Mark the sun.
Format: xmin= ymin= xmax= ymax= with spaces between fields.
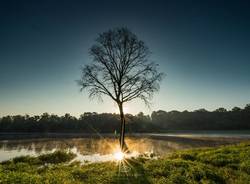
xmin=113 ymin=151 xmax=125 ymax=161
xmin=123 ymin=106 xmax=129 ymax=114
xmin=113 ymin=104 xmax=130 ymax=114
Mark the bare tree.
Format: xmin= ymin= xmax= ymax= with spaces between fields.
xmin=78 ymin=27 xmax=164 ymax=152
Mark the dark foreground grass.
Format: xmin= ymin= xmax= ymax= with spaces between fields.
xmin=1 ymin=142 xmax=250 ymax=184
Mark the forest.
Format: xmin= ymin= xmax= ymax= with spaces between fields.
xmin=0 ymin=104 xmax=250 ymax=133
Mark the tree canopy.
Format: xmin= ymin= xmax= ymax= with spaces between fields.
xmin=78 ymin=27 xmax=164 ymax=105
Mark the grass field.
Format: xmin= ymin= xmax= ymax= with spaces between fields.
xmin=1 ymin=142 xmax=250 ymax=184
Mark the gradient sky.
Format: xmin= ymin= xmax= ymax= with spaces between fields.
xmin=0 ymin=0 xmax=250 ymax=117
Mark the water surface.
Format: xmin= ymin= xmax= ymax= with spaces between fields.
xmin=0 ymin=133 xmax=249 ymax=163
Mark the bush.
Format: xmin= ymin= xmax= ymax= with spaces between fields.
xmin=38 ymin=151 xmax=76 ymax=164
xmin=12 ymin=156 xmax=40 ymax=165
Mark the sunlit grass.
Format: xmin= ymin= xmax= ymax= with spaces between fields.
xmin=1 ymin=142 xmax=250 ymax=183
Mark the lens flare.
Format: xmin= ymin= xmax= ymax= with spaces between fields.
xmin=114 ymin=151 xmax=125 ymax=161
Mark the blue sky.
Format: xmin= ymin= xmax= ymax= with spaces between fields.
xmin=0 ymin=0 xmax=250 ymax=116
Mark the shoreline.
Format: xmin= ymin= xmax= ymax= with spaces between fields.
xmin=0 ymin=131 xmax=250 ymax=143
xmin=1 ymin=131 xmax=250 ymax=139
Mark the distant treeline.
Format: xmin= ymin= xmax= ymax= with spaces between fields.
xmin=0 ymin=104 xmax=250 ymax=133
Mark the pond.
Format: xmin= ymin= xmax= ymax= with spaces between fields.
xmin=0 ymin=132 xmax=250 ymax=163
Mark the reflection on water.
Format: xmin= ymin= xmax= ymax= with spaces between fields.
xmin=0 ymin=135 xmax=249 ymax=163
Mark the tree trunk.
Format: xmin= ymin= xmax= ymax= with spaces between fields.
xmin=118 ymin=103 xmax=127 ymax=152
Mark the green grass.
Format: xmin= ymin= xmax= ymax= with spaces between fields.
xmin=1 ymin=143 xmax=250 ymax=183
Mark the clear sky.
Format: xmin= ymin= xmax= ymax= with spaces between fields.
xmin=0 ymin=0 xmax=250 ymax=117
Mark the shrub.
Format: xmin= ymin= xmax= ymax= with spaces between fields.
xmin=38 ymin=151 xmax=76 ymax=164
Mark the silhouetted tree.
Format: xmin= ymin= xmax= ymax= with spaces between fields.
xmin=194 ymin=108 xmax=208 ymax=113
xmin=214 ymin=108 xmax=227 ymax=112
xmin=244 ymin=104 xmax=250 ymax=112
xmin=78 ymin=27 xmax=164 ymax=151
xmin=1 ymin=104 xmax=250 ymax=133
xmin=231 ymin=107 xmax=241 ymax=112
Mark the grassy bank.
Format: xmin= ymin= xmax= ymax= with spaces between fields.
xmin=0 ymin=142 xmax=250 ymax=184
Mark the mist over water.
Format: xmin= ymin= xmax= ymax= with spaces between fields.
xmin=1 ymin=133 xmax=249 ymax=163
